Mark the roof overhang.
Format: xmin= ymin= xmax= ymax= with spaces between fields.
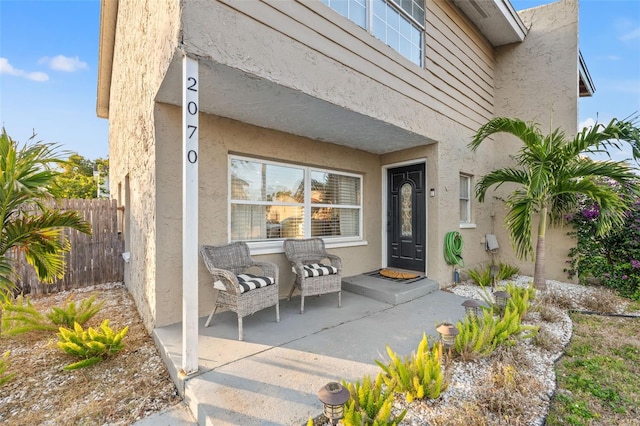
xmin=579 ymin=50 xmax=596 ymax=97
xmin=451 ymin=0 xmax=527 ymax=46
xmin=96 ymin=0 xmax=118 ymax=119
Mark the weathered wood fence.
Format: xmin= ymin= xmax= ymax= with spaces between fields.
xmin=13 ymin=198 xmax=124 ymax=295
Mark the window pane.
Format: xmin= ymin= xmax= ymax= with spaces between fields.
xmin=401 ymin=183 xmax=412 ymax=237
xmin=231 ymin=159 xmax=304 ymax=202
xmin=311 ymin=207 xmax=360 ymax=237
xmin=460 ymin=200 xmax=469 ymax=223
xmin=232 ymin=204 xmax=305 ymax=241
xmin=459 ymin=175 xmax=469 ymax=199
xmin=310 ymin=171 xmax=360 ymax=205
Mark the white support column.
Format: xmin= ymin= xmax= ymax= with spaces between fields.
xmin=182 ymin=54 xmax=199 ymax=375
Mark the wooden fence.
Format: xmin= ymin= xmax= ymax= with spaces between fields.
xmin=12 ymin=198 xmax=124 ymax=295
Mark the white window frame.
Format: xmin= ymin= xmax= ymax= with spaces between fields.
xmin=459 ymin=173 xmax=475 ymax=228
xmin=322 ymin=0 xmax=425 ymax=67
xmin=228 ymin=155 xmax=365 ymax=254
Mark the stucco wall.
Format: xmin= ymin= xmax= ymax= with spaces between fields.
xmin=154 ymin=104 xmax=382 ymax=327
xmin=486 ymin=0 xmax=579 ymax=281
xmin=108 ymin=0 xmax=181 ymax=330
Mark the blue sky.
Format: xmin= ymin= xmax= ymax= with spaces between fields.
xmin=0 ymin=0 xmax=639 ymax=161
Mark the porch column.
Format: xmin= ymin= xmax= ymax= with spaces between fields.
xmin=182 ymin=54 xmax=199 ymax=375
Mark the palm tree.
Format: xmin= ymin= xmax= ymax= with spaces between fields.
xmin=469 ymin=117 xmax=640 ymax=289
xmin=0 ymin=128 xmax=91 ymax=299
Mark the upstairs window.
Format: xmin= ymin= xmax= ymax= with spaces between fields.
xmin=322 ymin=0 xmax=424 ymax=67
xmin=459 ymin=174 xmax=472 ymax=225
xmin=229 ymin=156 xmax=362 ymax=243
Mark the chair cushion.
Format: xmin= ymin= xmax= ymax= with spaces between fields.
xmin=300 ymin=263 xmax=338 ymax=278
xmin=236 ymin=274 xmax=275 ymax=294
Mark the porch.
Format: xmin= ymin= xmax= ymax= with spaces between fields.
xmin=149 ymin=275 xmax=467 ymax=425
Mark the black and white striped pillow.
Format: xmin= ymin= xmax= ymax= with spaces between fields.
xmin=236 ymin=274 xmax=275 ymax=293
xmin=302 ymin=263 xmax=338 ymax=278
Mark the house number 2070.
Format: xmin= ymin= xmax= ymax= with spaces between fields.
xmin=185 ymin=74 xmax=198 ymax=164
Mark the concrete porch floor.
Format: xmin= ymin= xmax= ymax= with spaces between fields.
xmin=143 ymin=275 xmax=468 ymax=425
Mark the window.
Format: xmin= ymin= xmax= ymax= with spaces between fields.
xmin=229 ymin=156 xmax=362 ymax=243
xmin=322 ymin=0 xmax=424 ymax=67
xmin=459 ymin=174 xmax=471 ymax=225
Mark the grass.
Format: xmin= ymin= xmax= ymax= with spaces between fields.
xmin=546 ymin=313 xmax=640 ymax=425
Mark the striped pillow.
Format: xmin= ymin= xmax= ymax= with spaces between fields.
xmin=236 ymin=274 xmax=275 ymax=294
xmin=302 ymin=263 xmax=338 ymax=278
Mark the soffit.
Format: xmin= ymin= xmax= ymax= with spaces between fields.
xmin=451 ymin=0 xmax=527 ymax=46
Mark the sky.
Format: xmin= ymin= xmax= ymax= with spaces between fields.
xmin=0 ymin=0 xmax=639 ymax=161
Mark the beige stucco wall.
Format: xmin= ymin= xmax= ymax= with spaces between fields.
xmin=483 ymin=0 xmax=580 ymax=281
xmin=107 ymin=0 xmax=181 ymax=330
xmin=154 ymin=104 xmax=383 ymax=326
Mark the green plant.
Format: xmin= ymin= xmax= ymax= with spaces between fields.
xmin=469 ymin=116 xmax=640 ymax=288
xmin=492 ymin=305 xmax=538 ymax=347
xmin=376 ymin=334 xmax=447 ymax=402
xmin=454 ymin=309 xmax=498 ymax=360
xmin=46 ymin=294 xmax=104 ymax=327
xmin=496 ymin=262 xmax=520 ymax=280
xmin=0 ymin=350 xmax=16 ymax=386
xmin=0 ymin=127 xmax=91 ymax=301
xmin=341 ymin=374 xmax=406 ymax=426
xmin=56 ymin=319 xmax=128 ymax=370
xmin=505 ymin=282 xmax=536 ymax=319
xmin=467 ymin=265 xmax=492 ymax=287
xmin=1 ymin=294 xmax=104 ymax=336
xmin=1 ymin=295 xmax=57 ymax=335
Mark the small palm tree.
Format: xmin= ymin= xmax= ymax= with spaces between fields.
xmin=469 ymin=117 xmax=640 ymax=289
xmin=0 ymin=128 xmax=91 ymax=299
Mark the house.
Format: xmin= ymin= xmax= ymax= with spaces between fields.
xmin=96 ymin=0 xmax=593 ymax=352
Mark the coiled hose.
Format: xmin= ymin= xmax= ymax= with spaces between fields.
xmin=444 ymin=231 xmax=464 ymax=267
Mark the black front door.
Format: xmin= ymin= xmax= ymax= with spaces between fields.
xmin=387 ymin=163 xmax=426 ymax=272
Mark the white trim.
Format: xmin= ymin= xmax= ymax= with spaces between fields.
xmin=248 ymin=239 xmax=369 ymax=256
xmin=381 ymin=158 xmax=428 ymax=275
xmin=181 ymin=55 xmax=198 ymax=376
xmin=459 ymin=223 xmax=477 ymax=229
xmin=228 ymin=155 xmax=364 ymax=243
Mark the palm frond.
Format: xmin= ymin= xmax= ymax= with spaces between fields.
xmin=469 ymin=117 xmax=543 ymax=152
xmin=475 ymin=168 xmax=529 ymax=202
xmin=504 ymin=191 xmax=535 ymax=260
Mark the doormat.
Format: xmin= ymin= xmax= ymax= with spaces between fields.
xmin=364 ymin=269 xmax=425 ymax=284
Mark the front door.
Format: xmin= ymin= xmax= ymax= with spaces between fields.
xmin=387 ymin=163 xmax=426 ymax=272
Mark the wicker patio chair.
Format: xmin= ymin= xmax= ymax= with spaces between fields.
xmin=200 ymin=242 xmax=280 ymax=341
xmin=284 ymin=238 xmax=342 ymax=314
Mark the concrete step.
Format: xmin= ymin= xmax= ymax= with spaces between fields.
xmin=342 ymin=273 xmax=439 ymax=305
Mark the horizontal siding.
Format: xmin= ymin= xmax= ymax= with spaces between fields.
xmin=213 ymin=0 xmax=496 ymax=133
xmin=425 ymin=0 xmax=495 ymax=127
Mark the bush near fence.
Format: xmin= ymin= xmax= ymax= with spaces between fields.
xmin=12 ymin=199 xmax=124 ymax=295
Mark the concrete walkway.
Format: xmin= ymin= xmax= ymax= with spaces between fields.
xmin=141 ymin=278 xmax=468 ymax=425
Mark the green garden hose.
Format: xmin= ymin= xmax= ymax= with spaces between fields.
xmin=444 ymin=231 xmax=464 ymax=267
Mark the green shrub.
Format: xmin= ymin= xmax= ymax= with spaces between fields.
xmin=1 ymin=295 xmax=56 ymax=335
xmin=497 ymin=262 xmax=520 ymax=280
xmin=454 ymin=310 xmax=498 ymax=360
xmin=46 ymin=294 xmax=104 ymax=327
xmin=505 ymin=283 xmax=536 ymax=319
xmin=1 ymin=294 xmax=103 ymax=336
xmin=492 ymin=305 xmax=538 ymax=347
xmin=0 ymin=350 xmax=15 ymax=386
xmin=468 ymin=266 xmax=492 ymax=287
xmin=376 ymin=334 xmax=447 ymax=402
xmin=341 ymin=374 xmax=406 ymax=426
xmin=56 ymin=319 xmax=128 ymax=370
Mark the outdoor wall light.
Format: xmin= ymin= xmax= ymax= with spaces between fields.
xmin=493 ymin=290 xmax=511 ymax=310
xmin=462 ymin=299 xmax=482 ymax=318
xmin=436 ymin=323 xmax=459 ymax=348
xmin=429 ymin=188 xmax=436 ymax=197
xmin=318 ymin=382 xmax=350 ymax=425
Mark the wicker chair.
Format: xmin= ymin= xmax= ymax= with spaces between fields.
xmin=284 ymin=238 xmax=342 ymax=314
xmin=200 ymin=242 xmax=280 ymax=341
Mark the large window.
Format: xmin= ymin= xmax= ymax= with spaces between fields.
xmin=322 ymin=0 xmax=424 ymax=66
xmin=229 ymin=156 xmax=362 ymax=243
xmin=459 ymin=174 xmax=472 ymax=225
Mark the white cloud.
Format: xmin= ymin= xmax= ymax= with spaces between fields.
xmin=39 ymin=55 xmax=88 ymax=72
xmin=0 ymin=57 xmax=49 ymax=82
xmin=579 ymin=117 xmax=596 ymax=132
xmin=620 ymin=26 xmax=640 ymax=42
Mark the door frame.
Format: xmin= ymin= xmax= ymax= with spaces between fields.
xmin=381 ymin=158 xmax=428 ymax=274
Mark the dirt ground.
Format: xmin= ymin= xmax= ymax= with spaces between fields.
xmin=0 ymin=283 xmax=181 ymax=426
